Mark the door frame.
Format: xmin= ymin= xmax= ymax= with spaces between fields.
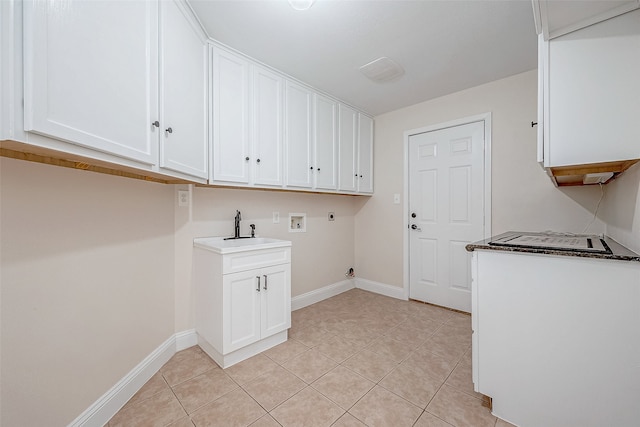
xmin=402 ymin=113 xmax=492 ymax=300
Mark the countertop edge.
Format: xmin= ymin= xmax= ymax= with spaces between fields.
xmin=465 ymin=232 xmax=640 ymax=263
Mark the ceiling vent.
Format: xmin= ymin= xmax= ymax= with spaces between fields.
xmin=359 ymin=57 xmax=405 ymax=83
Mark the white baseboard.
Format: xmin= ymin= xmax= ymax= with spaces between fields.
xmin=68 ymin=329 xmax=198 ymax=427
xmin=291 ymin=279 xmax=355 ymax=311
xmin=355 ymin=278 xmax=407 ymax=300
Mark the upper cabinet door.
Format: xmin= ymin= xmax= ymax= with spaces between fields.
xmin=211 ymin=46 xmax=250 ymax=183
xmin=338 ymin=104 xmax=358 ymax=192
xmin=23 ymin=0 xmax=158 ymax=164
xmin=159 ymin=0 xmax=208 ymax=179
xmin=252 ymin=65 xmax=284 ymax=187
xmin=358 ymin=114 xmax=374 ymax=194
xmin=314 ymin=94 xmax=338 ymax=190
xmin=285 ymin=81 xmax=313 ymax=188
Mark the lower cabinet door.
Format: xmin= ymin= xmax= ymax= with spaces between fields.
xmin=223 ymin=270 xmax=261 ymax=353
xmin=260 ymin=264 xmax=291 ymax=338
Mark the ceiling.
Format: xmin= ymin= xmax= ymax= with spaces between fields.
xmin=188 ymin=0 xmax=538 ymax=116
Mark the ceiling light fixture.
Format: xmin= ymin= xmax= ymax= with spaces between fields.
xmin=288 ymin=0 xmax=316 ymax=11
xmin=359 ymin=57 xmax=405 ymax=83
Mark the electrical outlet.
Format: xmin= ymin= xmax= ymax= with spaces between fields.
xmin=328 ymin=212 xmax=335 ymax=221
xmin=273 ymin=212 xmax=280 ymax=224
xmin=178 ymin=190 xmax=189 ymax=207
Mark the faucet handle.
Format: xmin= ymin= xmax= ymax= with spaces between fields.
xmin=250 ymin=224 xmax=256 ymax=237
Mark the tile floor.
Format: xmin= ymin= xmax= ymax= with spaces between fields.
xmin=107 ymin=289 xmax=515 ymax=427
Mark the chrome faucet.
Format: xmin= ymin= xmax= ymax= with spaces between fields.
xmin=234 ymin=210 xmax=241 ymax=239
xmin=250 ymin=224 xmax=255 ymax=238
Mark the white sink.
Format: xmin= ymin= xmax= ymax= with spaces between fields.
xmin=193 ymin=236 xmax=291 ymax=254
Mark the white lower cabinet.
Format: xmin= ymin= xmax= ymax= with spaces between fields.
xmin=471 ymin=249 xmax=640 ymax=427
xmin=194 ymin=244 xmax=291 ymax=368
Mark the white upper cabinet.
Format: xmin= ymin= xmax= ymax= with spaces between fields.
xmin=252 ymin=65 xmax=284 ymax=187
xmin=358 ymin=114 xmax=374 ymax=194
xmin=539 ymin=9 xmax=640 ymax=168
xmin=338 ymin=106 xmax=374 ymax=193
xmin=338 ymin=104 xmax=358 ymax=192
xmin=159 ymin=0 xmax=208 ymax=179
xmin=23 ymin=0 xmax=158 ymax=164
xmin=211 ymin=46 xmax=250 ymax=184
xmin=22 ymin=0 xmax=208 ymax=180
xmin=313 ymin=94 xmax=338 ymax=190
xmin=532 ymin=0 xmax=640 ymax=41
xmin=285 ymin=81 xmax=314 ymax=189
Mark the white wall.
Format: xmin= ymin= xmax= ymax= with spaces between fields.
xmin=602 ymin=162 xmax=640 ymax=253
xmin=173 ymin=186 xmax=359 ymax=331
xmin=355 ymin=70 xmax=606 ymax=288
xmin=0 ymin=158 xmax=176 ymax=426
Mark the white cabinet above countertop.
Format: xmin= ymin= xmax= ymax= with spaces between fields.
xmin=536 ymin=8 xmax=640 ymax=186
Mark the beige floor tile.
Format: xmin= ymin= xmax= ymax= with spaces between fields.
xmin=109 ymin=389 xmax=186 ymax=427
xmin=167 ymin=417 xmax=196 ymax=427
xmin=426 ymin=384 xmax=496 ymax=427
xmin=379 ymin=363 xmax=442 ymax=409
xmin=311 ymin=365 xmax=375 ymax=410
xmin=243 ymin=366 xmax=306 ymax=411
xmin=342 ymin=349 xmax=398 ymax=382
xmin=339 ymin=325 xmax=380 ymax=348
xmin=432 ymin=324 xmax=472 ymax=347
xmin=263 ymin=339 xmax=309 ymax=364
xmin=348 ymin=385 xmax=422 ymax=427
xmin=414 ymin=412 xmax=455 ymax=427
xmin=419 ymin=336 xmax=470 ymax=363
xmin=270 ymin=386 xmax=344 ymax=427
xmin=385 ymin=322 xmax=435 ymax=348
xmin=172 ymin=368 xmax=239 ymax=414
xmin=315 ymin=335 xmax=364 ymax=363
xmin=445 ymin=360 xmax=483 ymax=399
xmin=402 ymin=349 xmax=456 ymax=382
xmin=410 ymin=303 xmax=453 ymax=324
xmin=288 ymin=326 xmax=333 ymax=348
xmin=406 ymin=315 xmax=444 ymax=336
xmin=190 ymin=388 xmax=265 ymax=427
xmin=125 ymin=372 xmax=170 ymax=408
xmin=331 ymin=413 xmax=367 ymax=427
xmin=224 ymin=354 xmax=279 ymax=386
xmin=367 ymin=335 xmax=414 ymax=362
xmin=495 ymin=418 xmax=518 ymax=427
xmin=445 ymin=312 xmax=472 ymax=330
xmin=249 ymin=414 xmax=281 ymax=427
xmin=282 ymin=349 xmax=338 ymax=383
xmin=161 ymin=346 xmax=218 ymax=387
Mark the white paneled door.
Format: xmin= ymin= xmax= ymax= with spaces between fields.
xmin=408 ymin=120 xmax=487 ymax=312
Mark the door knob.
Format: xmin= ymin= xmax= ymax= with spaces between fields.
xmin=411 ymin=213 xmax=417 ymax=218
xmin=411 ymin=224 xmax=422 ymax=231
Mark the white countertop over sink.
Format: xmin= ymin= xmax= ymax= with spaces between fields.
xmin=193 ymin=237 xmax=292 ymax=254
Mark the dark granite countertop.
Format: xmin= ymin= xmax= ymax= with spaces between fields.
xmin=466 ymin=231 xmax=640 ymax=262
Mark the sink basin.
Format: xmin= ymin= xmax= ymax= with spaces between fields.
xmin=193 ymin=236 xmax=291 ymax=254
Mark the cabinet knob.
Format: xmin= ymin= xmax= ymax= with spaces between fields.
xmin=256 ymin=276 xmax=261 ymax=292
xmin=359 ymin=175 xmax=363 ymax=178
xmin=263 ymin=274 xmax=268 ymax=290
xmin=317 ymin=168 xmax=320 ymax=172
xmin=245 ymin=157 xmax=250 ymax=161
xmin=256 ymin=158 xmax=261 ymax=163
xmin=354 ymin=173 xmax=358 ymax=177
xmin=152 ymin=121 xmax=160 ymax=128
xmin=310 ymin=166 xmax=314 ymax=170
xmin=165 ymin=127 xmax=173 ymax=134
